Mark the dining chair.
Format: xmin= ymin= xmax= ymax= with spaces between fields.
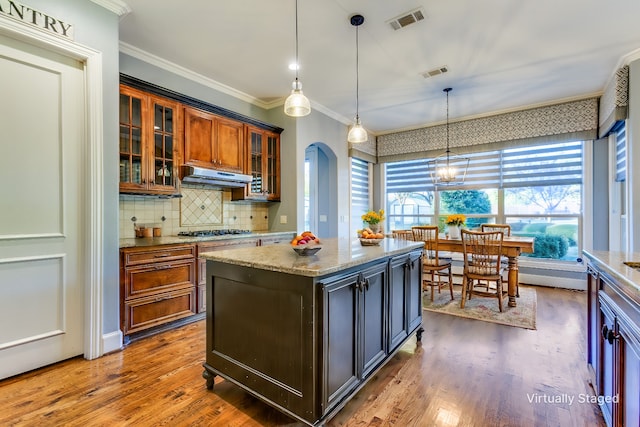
xmin=411 ymin=225 xmax=454 ymax=302
xmin=480 ymin=223 xmax=516 ymax=296
xmin=460 ymin=229 xmax=507 ymax=312
xmin=391 ymin=229 xmax=414 ymax=241
xmin=481 ymin=223 xmax=511 ymax=236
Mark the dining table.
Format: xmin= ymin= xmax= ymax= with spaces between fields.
xmin=436 ymin=235 xmax=535 ymax=307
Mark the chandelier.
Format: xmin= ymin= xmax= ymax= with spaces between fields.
xmin=427 ymin=87 xmax=469 ymax=186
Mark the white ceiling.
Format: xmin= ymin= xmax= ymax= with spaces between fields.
xmin=119 ymin=0 xmax=640 ymax=134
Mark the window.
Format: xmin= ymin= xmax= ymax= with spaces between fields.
xmin=385 ymin=141 xmax=583 ymax=261
xmin=614 ymin=122 xmax=626 ymax=182
xmin=351 ymin=157 xmax=370 ymax=234
xmin=386 ymin=159 xmax=434 ymax=230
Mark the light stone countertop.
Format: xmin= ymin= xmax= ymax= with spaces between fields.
xmin=119 ymin=231 xmax=296 ymax=249
xmin=200 ymin=237 xmax=425 ymax=277
xmin=583 ymin=249 xmax=640 ymax=299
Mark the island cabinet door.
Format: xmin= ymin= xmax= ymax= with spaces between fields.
xmin=388 ymin=251 xmax=423 ymax=352
xmin=586 ymin=264 xmax=600 ymax=382
xmin=320 ymin=272 xmax=359 ymax=414
xmin=619 ymin=320 xmax=640 ymax=427
xmin=598 ymin=294 xmax=617 ymax=427
xmin=360 ymin=262 xmax=388 ymax=379
xmin=319 ymin=261 xmax=388 ymax=415
xmin=405 ymin=250 xmax=423 ymax=334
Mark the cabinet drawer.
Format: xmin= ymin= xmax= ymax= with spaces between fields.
xmin=124 ymin=288 xmax=196 ymax=334
xmin=124 ymin=260 xmax=195 ymax=299
xmin=122 ymin=244 xmax=196 ymax=266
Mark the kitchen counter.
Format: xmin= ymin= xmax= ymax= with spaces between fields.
xmin=199 ymin=237 xmax=425 ymax=277
xmin=119 ymin=231 xmax=295 ymax=248
xmin=583 ymin=249 xmax=640 ymax=298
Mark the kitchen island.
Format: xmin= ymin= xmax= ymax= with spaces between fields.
xmin=583 ymin=250 xmax=640 ymax=427
xmin=200 ymin=237 xmax=425 ymax=426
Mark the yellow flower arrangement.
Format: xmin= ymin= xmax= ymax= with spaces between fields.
xmin=362 ymin=209 xmax=385 ymax=225
xmin=445 ymin=214 xmax=466 ymax=227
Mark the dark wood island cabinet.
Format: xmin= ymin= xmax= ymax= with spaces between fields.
xmin=584 ymin=250 xmax=640 ymax=427
xmin=200 ymin=238 xmax=424 ymax=426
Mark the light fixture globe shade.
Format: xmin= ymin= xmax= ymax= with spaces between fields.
xmin=347 ymin=117 xmax=368 ymax=143
xmin=284 ymin=80 xmax=311 ymax=117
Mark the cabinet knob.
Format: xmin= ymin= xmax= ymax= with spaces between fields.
xmin=601 ymin=324 xmax=618 ymax=345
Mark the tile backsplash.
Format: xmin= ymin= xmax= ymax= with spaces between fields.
xmin=119 ymin=187 xmax=269 ymax=238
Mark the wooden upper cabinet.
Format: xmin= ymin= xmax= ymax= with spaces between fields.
xmin=232 ymin=125 xmax=281 ymax=201
xmin=183 ymin=107 xmax=244 ymax=173
xmin=119 ymin=85 xmax=181 ymax=196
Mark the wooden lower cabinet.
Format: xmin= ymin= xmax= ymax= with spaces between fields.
xmin=120 ymin=244 xmax=196 ymax=335
xmin=202 ymin=249 xmax=423 ymax=426
xmin=586 ymin=261 xmax=640 ymax=427
xmin=196 ymin=238 xmax=260 ymax=313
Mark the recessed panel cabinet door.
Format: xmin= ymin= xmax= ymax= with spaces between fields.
xmin=183 ymin=108 xmax=243 ymax=173
xmin=322 ymin=273 xmax=359 ymax=413
xmin=184 ymin=107 xmax=215 ymax=168
xmin=360 ymin=263 xmax=388 ymax=378
xmin=0 ymin=34 xmax=85 ymax=380
xmin=215 ymin=117 xmax=243 ymax=173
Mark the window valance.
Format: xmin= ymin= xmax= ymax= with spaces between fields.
xmin=598 ymin=66 xmax=628 ymax=138
xmin=349 ymin=138 xmax=377 ymax=163
xmin=377 ymin=97 xmax=598 ymax=164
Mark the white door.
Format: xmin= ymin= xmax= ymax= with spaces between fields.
xmin=0 ymin=33 xmax=85 ymax=379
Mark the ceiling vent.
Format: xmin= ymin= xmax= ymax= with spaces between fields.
xmin=387 ymin=7 xmax=426 ymax=30
xmin=421 ymin=66 xmax=449 ymax=79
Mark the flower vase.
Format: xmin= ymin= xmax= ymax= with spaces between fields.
xmin=448 ymin=225 xmax=461 ymax=239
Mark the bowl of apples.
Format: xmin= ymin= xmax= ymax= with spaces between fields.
xmin=291 ymin=231 xmax=322 ymax=256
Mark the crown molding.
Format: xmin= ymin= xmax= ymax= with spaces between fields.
xmin=120 ymin=42 xmax=270 ymax=108
xmin=90 ymin=0 xmax=131 ymax=17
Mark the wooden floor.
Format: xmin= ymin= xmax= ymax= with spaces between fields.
xmin=0 ymin=286 xmax=605 ymax=427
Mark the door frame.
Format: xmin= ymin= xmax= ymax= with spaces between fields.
xmin=0 ymin=16 xmax=105 ymax=359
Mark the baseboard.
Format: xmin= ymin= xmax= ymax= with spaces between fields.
xmin=102 ymin=329 xmax=123 ymax=354
xmin=518 ymin=273 xmax=586 ymax=290
xmin=450 ymin=264 xmax=587 ymax=290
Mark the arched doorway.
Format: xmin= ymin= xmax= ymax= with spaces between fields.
xmin=304 ymin=143 xmax=338 ymax=237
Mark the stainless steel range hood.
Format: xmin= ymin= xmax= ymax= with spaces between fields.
xmin=179 ymin=165 xmax=252 ymax=188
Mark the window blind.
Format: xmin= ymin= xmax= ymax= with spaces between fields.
xmin=614 ymin=122 xmax=626 ymax=182
xmin=351 ymin=157 xmax=370 ymax=223
xmin=386 ymin=141 xmax=583 ymax=192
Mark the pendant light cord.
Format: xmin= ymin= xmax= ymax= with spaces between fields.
xmin=444 ymin=87 xmax=452 ymax=162
xmin=294 ymin=0 xmax=300 ymax=82
xmin=355 ymin=23 xmax=360 ymax=119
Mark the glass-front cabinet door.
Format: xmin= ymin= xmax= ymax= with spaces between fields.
xmin=151 ymin=96 xmax=177 ymax=190
xmin=235 ymin=125 xmax=280 ymax=201
xmin=249 ymin=129 xmax=263 ymax=195
xmin=119 ymin=88 xmax=145 ymax=191
xmin=119 ymin=85 xmax=180 ymax=196
xmin=266 ymin=132 xmax=280 ymax=200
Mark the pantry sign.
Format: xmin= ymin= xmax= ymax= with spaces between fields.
xmin=0 ymin=0 xmax=73 ymax=39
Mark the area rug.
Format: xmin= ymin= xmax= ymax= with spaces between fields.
xmin=423 ymin=284 xmax=537 ymax=330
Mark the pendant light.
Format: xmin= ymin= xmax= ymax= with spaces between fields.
xmin=427 ymin=88 xmax=470 ymax=186
xmin=284 ymin=0 xmax=311 ymax=117
xmin=347 ymin=14 xmax=368 ymax=143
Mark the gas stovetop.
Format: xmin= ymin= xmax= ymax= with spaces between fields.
xmin=177 ymin=229 xmax=251 ymax=237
